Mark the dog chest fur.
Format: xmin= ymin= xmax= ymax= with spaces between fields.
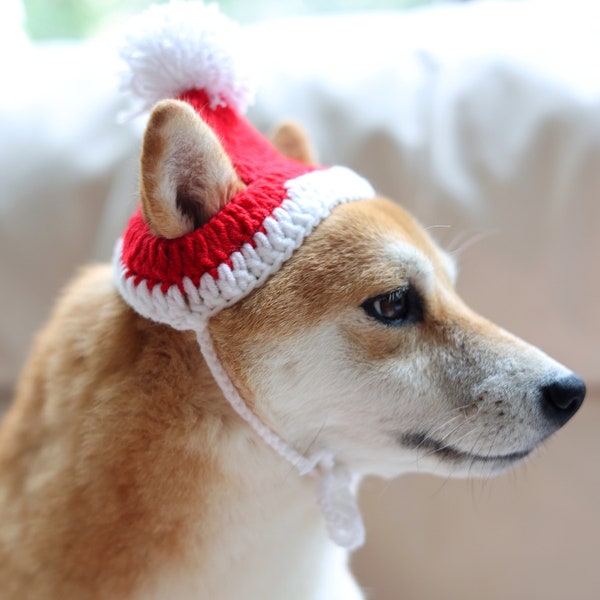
xmin=0 ymin=265 xmax=361 ymax=599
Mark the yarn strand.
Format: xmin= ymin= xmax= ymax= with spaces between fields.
xmin=195 ymin=326 xmax=365 ymax=550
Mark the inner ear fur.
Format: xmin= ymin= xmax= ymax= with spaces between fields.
xmin=270 ymin=121 xmax=316 ymax=165
xmin=140 ymin=99 xmax=244 ymax=239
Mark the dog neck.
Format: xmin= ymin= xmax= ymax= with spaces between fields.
xmin=146 ymin=350 xmax=361 ymax=599
xmin=0 ymin=267 xmax=362 ymax=599
xmin=194 ymin=324 xmax=365 ymax=550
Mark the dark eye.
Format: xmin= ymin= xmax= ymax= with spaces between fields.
xmin=362 ymin=285 xmax=423 ymax=326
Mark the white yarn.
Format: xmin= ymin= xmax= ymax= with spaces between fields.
xmin=195 ymin=326 xmax=365 ymax=550
xmin=114 ymin=167 xmax=375 ymax=327
xmin=119 ymin=1 xmax=255 ymax=116
xmin=195 ymin=327 xmax=323 ymax=474
xmin=316 ymin=458 xmax=366 ymax=550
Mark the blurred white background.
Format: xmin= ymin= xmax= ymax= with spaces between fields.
xmin=1 ymin=1 xmax=599 ymax=598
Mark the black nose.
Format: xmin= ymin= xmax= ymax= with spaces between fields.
xmin=540 ymin=374 xmax=586 ymax=428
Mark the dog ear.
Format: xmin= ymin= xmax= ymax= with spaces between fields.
xmin=140 ymin=99 xmax=244 ymax=239
xmin=270 ymin=121 xmax=316 ymax=165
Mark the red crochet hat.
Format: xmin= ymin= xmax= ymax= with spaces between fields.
xmin=115 ymin=2 xmax=374 ymax=330
xmin=115 ymin=1 xmax=374 ymax=550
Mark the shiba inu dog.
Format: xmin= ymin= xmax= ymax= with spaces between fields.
xmin=0 ymin=3 xmax=585 ymax=599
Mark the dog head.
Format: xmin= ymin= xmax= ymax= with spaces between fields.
xmin=134 ymin=99 xmax=585 ymax=481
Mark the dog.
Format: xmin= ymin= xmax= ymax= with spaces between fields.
xmin=0 ymin=3 xmax=586 ymax=597
xmin=0 ymin=100 xmax=586 ymax=599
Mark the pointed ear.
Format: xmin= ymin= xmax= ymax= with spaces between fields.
xmin=140 ymin=99 xmax=244 ymax=239
xmin=270 ymin=121 xmax=316 ymax=165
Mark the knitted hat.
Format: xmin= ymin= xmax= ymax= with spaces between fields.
xmin=115 ymin=1 xmax=375 ymax=550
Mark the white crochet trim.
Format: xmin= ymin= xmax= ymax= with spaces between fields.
xmin=119 ymin=1 xmax=255 ymax=117
xmin=114 ymin=166 xmax=375 ymax=331
xmin=113 ymin=166 xmax=374 ymax=550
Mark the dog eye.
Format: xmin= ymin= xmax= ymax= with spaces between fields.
xmin=362 ymin=286 xmax=423 ymax=326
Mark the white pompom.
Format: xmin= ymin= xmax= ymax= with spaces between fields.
xmin=119 ymin=1 xmax=255 ymax=116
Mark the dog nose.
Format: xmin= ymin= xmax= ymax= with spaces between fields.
xmin=540 ymin=374 xmax=586 ymax=427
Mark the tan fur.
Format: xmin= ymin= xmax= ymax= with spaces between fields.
xmin=270 ymin=121 xmax=316 ymax=165
xmin=0 ymin=266 xmax=233 ymax=597
xmin=210 ymin=199 xmax=501 ymax=423
xmin=0 ymin=109 xmax=583 ymax=599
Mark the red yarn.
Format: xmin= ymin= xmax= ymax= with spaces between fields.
xmin=122 ymin=90 xmax=319 ymax=289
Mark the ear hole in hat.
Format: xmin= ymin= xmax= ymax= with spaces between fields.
xmin=140 ymin=99 xmax=244 ymax=239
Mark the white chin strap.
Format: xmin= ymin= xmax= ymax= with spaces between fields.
xmin=195 ymin=326 xmax=365 ymax=550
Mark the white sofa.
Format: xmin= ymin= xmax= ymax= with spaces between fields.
xmin=1 ymin=2 xmax=599 ymax=598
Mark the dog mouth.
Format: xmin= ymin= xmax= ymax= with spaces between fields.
xmin=399 ymin=432 xmax=533 ymax=466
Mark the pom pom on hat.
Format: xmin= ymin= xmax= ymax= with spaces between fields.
xmin=119 ymin=1 xmax=255 ymax=115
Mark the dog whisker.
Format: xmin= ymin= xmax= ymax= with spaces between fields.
xmin=408 ymin=404 xmax=487 ymax=467
xmin=484 ymin=429 xmax=502 ymax=464
xmin=412 ymin=416 xmax=466 ymax=465
xmin=467 ymin=429 xmax=488 ymax=474
xmin=447 ymin=229 xmax=496 ymax=258
xmin=424 ymin=224 xmax=452 ymax=232
xmin=433 ymin=425 xmax=481 ymax=461
xmin=422 ymin=414 xmax=463 ymax=441
xmin=300 ymin=421 xmax=327 ymax=461
xmin=417 ymin=401 xmax=478 ymax=447
xmin=435 ymin=416 xmax=475 ymax=446
xmin=415 ymin=424 xmax=476 ymax=463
